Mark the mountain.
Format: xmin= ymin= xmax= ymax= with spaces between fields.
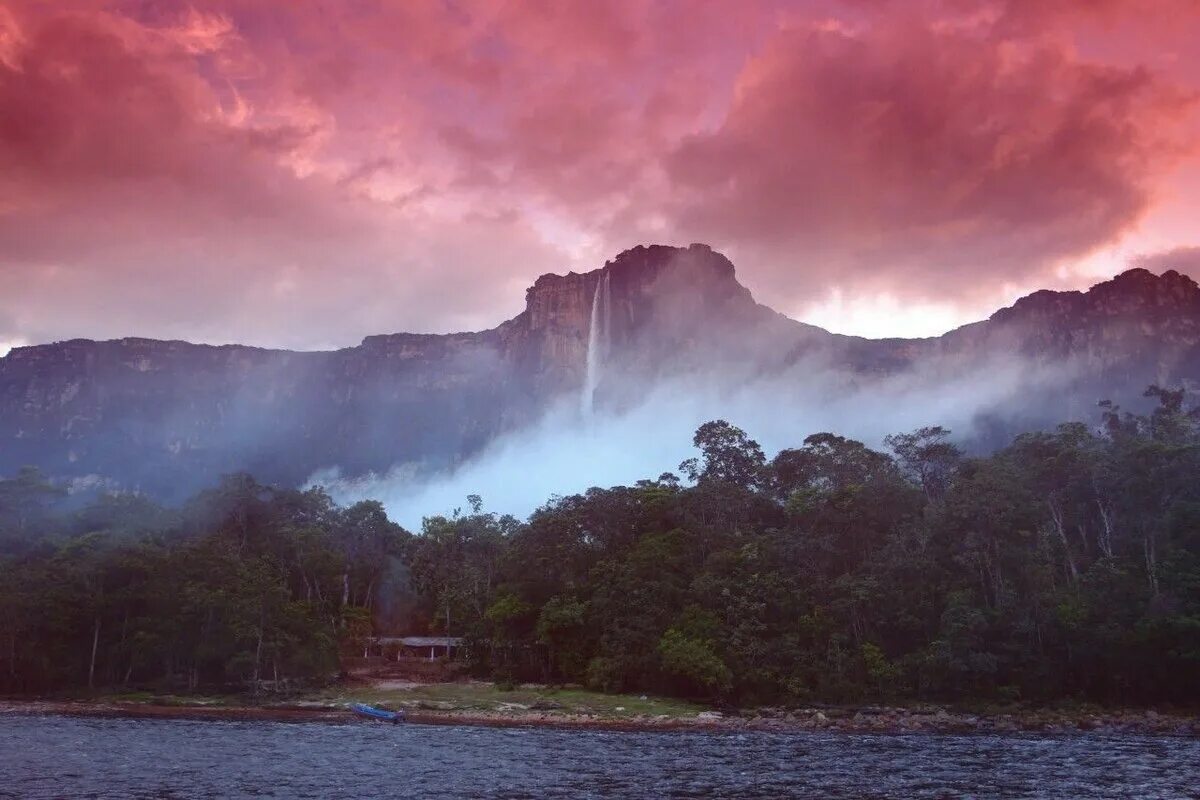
xmin=2 ymin=243 xmax=1199 ymax=498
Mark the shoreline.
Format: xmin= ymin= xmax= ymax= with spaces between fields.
xmin=3 ymin=699 xmax=1197 ymax=736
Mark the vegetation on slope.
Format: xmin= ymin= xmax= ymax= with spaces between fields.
xmin=1 ymin=386 xmax=1198 ymax=707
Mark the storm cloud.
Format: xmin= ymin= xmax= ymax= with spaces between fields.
xmin=0 ymin=0 xmax=1197 ymax=348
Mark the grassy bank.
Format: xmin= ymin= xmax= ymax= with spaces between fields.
xmin=59 ymin=682 xmax=705 ymax=721
xmin=4 ymin=683 xmax=1196 ymax=735
xmin=311 ymin=682 xmax=705 ymax=720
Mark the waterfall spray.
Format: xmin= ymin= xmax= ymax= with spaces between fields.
xmin=581 ymin=270 xmax=610 ymax=416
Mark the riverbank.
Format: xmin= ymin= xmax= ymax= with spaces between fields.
xmin=3 ymin=683 xmax=1197 ymax=735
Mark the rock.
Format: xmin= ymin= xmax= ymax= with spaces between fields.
xmin=494 ymin=702 xmax=530 ymax=712
xmin=696 ymin=711 xmax=724 ymax=721
xmin=416 ymin=701 xmax=454 ymax=711
xmin=6 ymin=248 xmax=1200 ymax=498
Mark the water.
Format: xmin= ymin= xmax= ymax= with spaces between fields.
xmin=581 ymin=269 xmax=610 ymax=417
xmin=1 ymin=715 xmax=1197 ymax=799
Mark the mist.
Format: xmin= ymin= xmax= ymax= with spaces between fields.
xmin=310 ymin=349 xmax=1084 ymax=529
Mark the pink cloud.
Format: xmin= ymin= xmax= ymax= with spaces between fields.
xmin=0 ymin=2 xmax=568 ymax=347
xmin=656 ymin=16 xmax=1194 ymax=309
xmin=0 ymin=0 xmax=1197 ymax=348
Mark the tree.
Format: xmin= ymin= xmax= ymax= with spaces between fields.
xmin=0 ymin=467 xmax=65 ymax=543
xmin=3 ymin=392 xmax=1198 ymax=708
xmin=658 ymin=628 xmax=731 ymax=697
xmin=884 ymin=426 xmax=961 ymax=502
xmin=680 ymin=420 xmax=766 ymax=490
xmin=536 ymin=596 xmax=589 ymax=681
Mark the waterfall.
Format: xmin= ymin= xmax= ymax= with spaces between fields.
xmin=581 ymin=270 xmax=610 ymax=416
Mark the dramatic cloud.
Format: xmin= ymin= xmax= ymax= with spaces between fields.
xmin=660 ymin=18 xmax=1193 ymax=309
xmin=0 ymin=3 xmax=566 ymax=348
xmin=1133 ymin=245 xmax=1200 ymax=274
xmin=0 ymin=0 xmax=1197 ymax=348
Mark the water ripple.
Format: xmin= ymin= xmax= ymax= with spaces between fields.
xmin=0 ymin=714 xmax=1196 ymax=799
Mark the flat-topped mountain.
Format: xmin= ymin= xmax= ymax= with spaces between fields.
xmin=2 ymin=244 xmax=1198 ymax=497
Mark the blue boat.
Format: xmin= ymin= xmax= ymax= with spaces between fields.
xmin=350 ymin=703 xmax=406 ymax=723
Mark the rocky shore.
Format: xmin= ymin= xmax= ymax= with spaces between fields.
xmin=3 ymin=700 xmax=1196 ymax=736
xmin=410 ymin=705 xmax=1200 ymax=735
xmin=708 ymin=706 xmax=1200 ymax=736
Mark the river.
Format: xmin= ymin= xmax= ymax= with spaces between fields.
xmin=1 ymin=714 xmax=1196 ymax=798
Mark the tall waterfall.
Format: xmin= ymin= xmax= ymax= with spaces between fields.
xmin=581 ymin=269 xmax=610 ymax=416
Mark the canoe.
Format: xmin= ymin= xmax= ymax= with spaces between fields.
xmin=350 ymin=702 xmax=405 ymax=723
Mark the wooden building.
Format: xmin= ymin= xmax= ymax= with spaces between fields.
xmin=368 ymin=636 xmax=464 ymax=661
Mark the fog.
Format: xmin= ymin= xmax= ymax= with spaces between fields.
xmin=311 ymin=349 xmax=1084 ymax=529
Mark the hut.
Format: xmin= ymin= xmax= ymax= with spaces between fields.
xmin=369 ymin=636 xmax=464 ymax=661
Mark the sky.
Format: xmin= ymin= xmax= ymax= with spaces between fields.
xmin=1 ymin=0 xmax=1199 ymax=356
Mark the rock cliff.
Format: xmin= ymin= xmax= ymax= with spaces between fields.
xmin=2 ymin=244 xmax=1198 ymax=497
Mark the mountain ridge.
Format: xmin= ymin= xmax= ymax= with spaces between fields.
xmin=3 ymin=244 xmax=1199 ymax=498
xmin=8 ymin=250 xmax=1197 ymax=358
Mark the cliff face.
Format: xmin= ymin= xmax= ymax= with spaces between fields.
xmin=935 ymin=268 xmax=1200 ymax=397
xmin=3 ymin=244 xmax=1199 ymax=496
xmin=0 ymin=328 xmax=527 ymax=498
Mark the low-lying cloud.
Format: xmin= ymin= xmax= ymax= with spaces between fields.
xmin=313 ymin=350 xmax=1085 ymax=528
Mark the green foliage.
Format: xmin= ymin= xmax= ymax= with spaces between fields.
xmin=0 ymin=467 xmax=66 ymax=549
xmin=584 ymin=656 xmax=624 ymax=693
xmin=859 ymin=642 xmax=899 ymax=700
xmin=536 ymin=596 xmax=589 ymax=681
xmin=0 ymin=478 xmax=408 ymax=694
xmin=680 ymin=419 xmax=766 ymax=489
xmin=3 ymin=390 xmax=1200 ymax=707
xmin=658 ymin=628 xmax=732 ymax=696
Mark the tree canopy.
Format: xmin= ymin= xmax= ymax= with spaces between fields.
xmin=2 ymin=388 xmax=1198 ymax=706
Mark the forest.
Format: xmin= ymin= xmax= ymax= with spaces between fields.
xmin=1 ymin=386 xmax=1197 ymax=707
